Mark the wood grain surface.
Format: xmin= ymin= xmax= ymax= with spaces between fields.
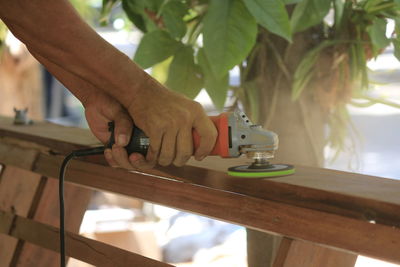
xmin=1 ymin=115 xmax=400 ymax=264
xmin=273 ymin=238 xmax=357 ymax=267
xmin=0 ymin=210 xmax=173 ymax=267
xmin=0 ymin=166 xmax=42 ymax=267
xmin=13 ymin=152 xmax=400 ymax=264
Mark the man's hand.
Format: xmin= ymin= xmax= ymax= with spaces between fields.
xmin=110 ymin=77 xmax=218 ymax=169
xmin=83 ymin=86 xmax=218 ymax=170
xmin=1 ymin=0 xmax=217 ymax=169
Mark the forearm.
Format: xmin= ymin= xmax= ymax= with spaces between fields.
xmin=0 ymin=0 xmax=149 ymax=107
xmin=28 ymin=48 xmax=95 ymax=106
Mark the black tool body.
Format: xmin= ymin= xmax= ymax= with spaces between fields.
xmin=107 ymin=121 xmax=149 ymax=156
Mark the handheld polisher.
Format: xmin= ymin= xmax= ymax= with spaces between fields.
xmin=108 ymin=110 xmax=294 ymax=178
xmin=58 ymin=110 xmax=294 ymax=266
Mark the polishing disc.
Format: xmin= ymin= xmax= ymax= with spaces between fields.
xmin=227 ymin=164 xmax=295 ymax=178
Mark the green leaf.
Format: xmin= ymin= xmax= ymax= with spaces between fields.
xmin=203 ymin=0 xmax=257 ymax=78
xmin=134 ymin=30 xmax=181 ymax=68
xmin=145 ymin=0 xmax=164 ymax=11
xmin=198 ymin=49 xmax=229 ymax=110
xmin=363 ymin=0 xmax=383 ymax=12
xmin=100 ymin=0 xmax=119 ymax=25
xmin=284 ymin=0 xmax=303 ymax=4
xmin=368 ymin=18 xmax=390 ymax=53
xmin=122 ymin=0 xmax=161 ymax=32
xmin=151 ymin=57 xmax=173 ymax=84
xmin=290 ymin=0 xmax=331 ymax=33
xmin=122 ymin=0 xmax=148 ymax=32
xmin=243 ymin=0 xmax=291 ymax=42
xmin=292 ymin=40 xmax=337 ymax=100
xmin=166 ymin=46 xmax=203 ymax=99
xmin=162 ymin=0 xmax=188 ymax=39
xmin=333 ymin=0 xmax=344 ymax=30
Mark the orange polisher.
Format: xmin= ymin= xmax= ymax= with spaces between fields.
xmin=108 ymin=110 xmax=294 ymax=178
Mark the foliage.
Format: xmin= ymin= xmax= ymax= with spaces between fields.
xmin=292 ymin=0 xmax=400 ymax=107
xmin=102 ymin=0 xmax=293 ymax=110
xmin=101 ymin=0 xmax=400 ymax=115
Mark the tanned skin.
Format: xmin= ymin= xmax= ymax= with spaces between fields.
xmin=0 ymin=0 xmax=217 ymax=169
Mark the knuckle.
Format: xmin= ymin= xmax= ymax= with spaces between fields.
xmin=204 ymin=128 xmax=218 ymax=144
xmin=180 ymin=110 xmax=191 ymax=124
xmin=159 ymin=123 xmax=169 ymax=132
xmin=192 ymin=101 xmax=203 ymax=112
xmin=210 ymin=127 xmax=218 ymax=139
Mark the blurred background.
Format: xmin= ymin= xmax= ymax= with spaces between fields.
xmin=0 ymin=1 xmax=399 ymax=266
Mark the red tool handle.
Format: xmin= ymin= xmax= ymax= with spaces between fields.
xmin=109 ymin=113 xmax=231 ymax=158
xmin=192 ymin=113 xmax=230 ymax=158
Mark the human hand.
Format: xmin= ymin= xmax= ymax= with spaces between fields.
xmin=82 ymin=91 xmax=138 ymax=168
xmin=111 ymin=78 xmax=218 ymax=169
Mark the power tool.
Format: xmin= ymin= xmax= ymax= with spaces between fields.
xmin=58 ymin=110 xmax=294 ymax=266
xmin=108 ymin=110 xmax=295 ymax=178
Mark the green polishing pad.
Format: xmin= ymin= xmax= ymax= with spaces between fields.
xmin=227 ymin=164 xmax=295 ymax=178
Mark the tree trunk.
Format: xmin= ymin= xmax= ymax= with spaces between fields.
xmin=244 ymin=30 xmax=327 ymax=267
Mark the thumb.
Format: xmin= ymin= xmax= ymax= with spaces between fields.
xmin=113 ymin=110 xmax=133 ymax=147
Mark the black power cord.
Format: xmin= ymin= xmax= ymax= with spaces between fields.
xmin=59 ymin=146 xmax=105 ymax=267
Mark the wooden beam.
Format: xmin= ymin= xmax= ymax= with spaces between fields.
xmin=1 ymin=116 xmax=400 ymax=263
xmin=14 ymin=178 xmax=92 ymax=266
xmin=1 ymin=116 xmax=400 ymax=227
xmin=26 ymin=154 xmax=400 ymax=264
xmin=273 ymin=239 xmax=357 ymax=267
xmin=0 ymin=166 xmax=43 ymax=267
xmin=0 ymin=210 xmax=173 ymax=267
xmin=0 ymin=116 xmax=100 ymax=154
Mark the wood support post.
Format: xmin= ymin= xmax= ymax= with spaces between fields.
xmin=273 ymin=238 xmax=357 ymax=267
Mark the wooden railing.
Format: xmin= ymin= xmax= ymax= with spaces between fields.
xmin=0 ymin=115 xmax=399 ymax=266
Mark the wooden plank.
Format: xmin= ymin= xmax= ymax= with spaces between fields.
xmin=0 ymin=166 xmax=43 ymax=267
xmin=158 ymin=162 xmax=400 ymax=227
xmin=273 ymin=239 xmax=357 ymax=267
xmin=273 ymin=237 xmax=293 ymax=267
xmin=1 ymin=117 xmax=400 ymax=227
xmin=0 ymin=139 xmax=39 ymax=170
xmin=0 ymin=166 xmax=42 ymax=216
xmin=0 ymin=116 xmax=101 ymax=154
xmin=27 ymin=154 xmax=400 ymax=264
xmin=24 ymin=150 xmax=400 ymax=229
xmin=0 ymin=210 xmax=173 ymax=267
xmin=15 ymin=178 xmax=92 ymax=266
xmin=1 ymin=116 xmax=400 ymax=263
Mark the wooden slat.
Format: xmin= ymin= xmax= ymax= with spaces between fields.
xmin=15 ymin=178 xmax=92 ymax=266
xmin=0 ymin=166 xmax=43 ymax=267
xmin=0 ymin=116 xmax=100 ymax=154
xmin=157 ymin=162 xmax=400 ymax=228
xmin=0 ymin=131 xmax=92 ymax=265
xmin=29 ymin=151 xmax=400 ymax=229
xmin=0 ymin=139 xmax=39 ymax=170
xmin=1 ymin=116 xmax=400 ymax=227
xmin=25 ymin=154 xmax=400 ymax=264
xmin=273 ymin=239 xmax=357 ymax=267
xmin=0 ymin=210 xmax=173 ymax=267
xmin=1 ymin=116 xmax=400 ymax=263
